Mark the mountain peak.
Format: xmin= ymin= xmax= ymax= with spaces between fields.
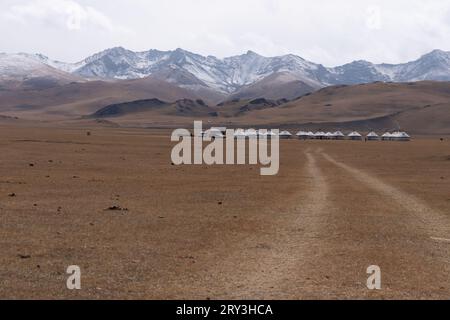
xmin=34 ymin=53 xmax=49 ymax=60
xmin=170 ymin=48 xmax=191 ymax=62
xmin=110 ymin=46 xmax=127 ymax=51
xmin=348 ymin=60 xmax=372 ymax=66
xmin=245 ymin=50 xmax=260 ymax=56
xmin=97 ymin=46 xmax=127 ymax=55
xmin=421 ymin=49 xmax=450 ymax=59
xmin=429 ymin=49 xmax=448 ymax=55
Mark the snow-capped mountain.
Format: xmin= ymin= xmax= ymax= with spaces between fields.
xmin=64 ymin=47 xmax=450 ymax=92
xmin=384 ymin=49 xmax=450 ymax=82
xmin=0 ymin=52 xmax=81 ymax=86
xmin=64 ymin=47 xmax=328 ymax=93
xmin=2 ymin=48 xmax=450 ymax=95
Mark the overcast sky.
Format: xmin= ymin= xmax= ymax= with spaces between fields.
xmin=2 ymin=0 xmax=450 ymax=66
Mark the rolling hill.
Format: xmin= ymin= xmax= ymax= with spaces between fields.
xmin=73 ymin=81 xmax=450 ymax=134
xmin=230 ymin=81 xmax=450 ymax=134
xmin=0 ymin=77 xmax=208 ymax=120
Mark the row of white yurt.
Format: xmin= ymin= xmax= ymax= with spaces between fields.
xmin=246 ymin=129 xmax=258 ymax=138
xmin=296 ymin=131 xmax=312 ymax=139
xmin=202 ymin=129 xmax=410 ymax=141
xmin=348 ymin=131 xmax=363 ymax=140
xmin=367 ymin=132 xmax=379 ymax=140
xmin=314 ymin=131 xmax=326 ymax=139
xmin=294 ymin=130 xmax=410 ymax=141
xmin=383 ymin=131 xmax=411 ymax=141
xmin=210 ymin=128 xmax=225 ymax=138
xmin=381 ymin=132 xmax=392 ymax=141
xmin=200 ymin=128 xmax=224 ymax=139
xmin=393 ymin=132 xmax=411 ymax=141
xmin=334 ymin=131 xmax=346 ymax=140
xmin=234 ymin=129 xmax=247 ymax=139
xmin=234 ymin=129 xmax=281 ymax=139
xmin=279 ymin=131 xmax=293 ymax=139
xmin=296 ymin=131 xmax=347 ymax=140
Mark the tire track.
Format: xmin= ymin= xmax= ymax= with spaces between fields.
xmin=318 ymin=150 xmax=450 ymax=298
xmin=322 ymin=152 xmax=450 ymax=238
xmin=195 ymin=148 xmax=331 ymax=299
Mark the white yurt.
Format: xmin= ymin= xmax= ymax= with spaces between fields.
xmin=198 ymin=130 xmax=206 ymax=138
xmin=266 ymin=130 xmax=278 ymax=139
xmin=348 ymin=131 xmax=363 ymax=140
xmin=279 ymin=131 xmax=293 ymax=139
xmin=381 ymin=132 xmax=392 ymax=141
xmin=314 ymin=131 xmax=326 ymax=140
xmin=296 ymin=131 xmax=311 ymax=140
xmin=325 ymin=132 xmax=334 ymax=140
xmin=367 ymin=132 xmax=380 ymax=141
xmin=245 ymin=129 xmax=258 ymax=139
xmin=234 ymin=129 xmax=247 ymax=139
xmin=391 ymin=131 xmax=411 ymax=142
xmin=258 ymin=129 xmax=268 ymax=137
xmin=307 ymin=131 xmax=315 ymax=139
xmin=257 ymin=129 xmax=275 ymax=139
xmin=204 ymin=128 xmax=224 ymax=139
xmin=334 ymin=131 xmax=346 ymax=140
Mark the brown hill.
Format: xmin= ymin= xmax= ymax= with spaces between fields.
xmin=216 ymin=98 xmax=288 ymax=117
xmin=92 ymin=81 xmax=449 ymax=134
xmin=0 ymin=77 xmax=206 ymax=120
xmin=1 ymin=80 xmax=449 ymax=134
xmin=91 ymin=98 xmax=215 ymax=118
xmin=228 ymin=81 xmax=450 ymax=134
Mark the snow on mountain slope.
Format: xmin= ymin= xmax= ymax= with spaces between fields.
xmin=229 ymin=71 xmax=317 ymax=100
xmin=222 ymin=51 xmax=325 ymax=88
xmin=2 ymin=48 xmax=450 ymax=96
xmin=62 ymin=48 xmax=450 ymax=93
xmin=391 ymin=49 xmax=450 ymax=82
xmin=327 ymin=60 xmax=391 ymax=84
xmin=0 ymin=53 xmax=80 ymax=82
xmin=50 ymin=48 xmax=327 ymax=93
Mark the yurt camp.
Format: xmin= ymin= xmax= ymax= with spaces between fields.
xmin=381 ymin=132 xmax=392 ymax=141
xmin=204 ymin=128 xmax=224 ymax=139
xmin=391 ymin=131 xmax=411 ymax=141
xmin=257 ymin=129 xmax=276 ymax=139
xmin=234 ymin=129 xmax=247 ymax=139
xmin=314 ymin=132 xmax=326 ymax=140
xmin=257 ymin=129 xmax=267 ymax=137
xmin=265 ymin=130 xmax=278 ymax=139
xmin=334 ymin=131 xmax=346 ymax=140
xmin=296 ymin=131 xmax=311 ymax=140
xmin=279 ymin=131 xmax=293 ymax=139
xmin=245 ymin=129 xmax=258 ymax=139
xmin=348 ymin=131 xmax=363 ymax=140
xmin=367 ymin=132 xmax=380 ymax=141
xmin=198 ymin=130 xmax=206 ymax=138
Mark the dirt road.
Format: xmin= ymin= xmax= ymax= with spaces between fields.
xmin=193 ymin=147 xmax=450 ymax=299
xmin=0 ymin=125 xmax=449 ymax=299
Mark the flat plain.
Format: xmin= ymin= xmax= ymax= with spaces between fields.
xmin=0 ymin=123 xmax=449 ymax=299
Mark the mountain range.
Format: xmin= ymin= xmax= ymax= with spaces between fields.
xmin=2 ymin=48 xmax=450 ymax=100
xmin=1 ymin=48 xmax=449 ymax=134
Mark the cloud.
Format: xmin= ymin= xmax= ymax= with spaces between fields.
xmin=4 ymin=0 xmax=115 ymax=31
xmin=366 ymin=5 xmax=382 ymax=30
xmin=2 ymin=0 xmax=450 ymax=65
